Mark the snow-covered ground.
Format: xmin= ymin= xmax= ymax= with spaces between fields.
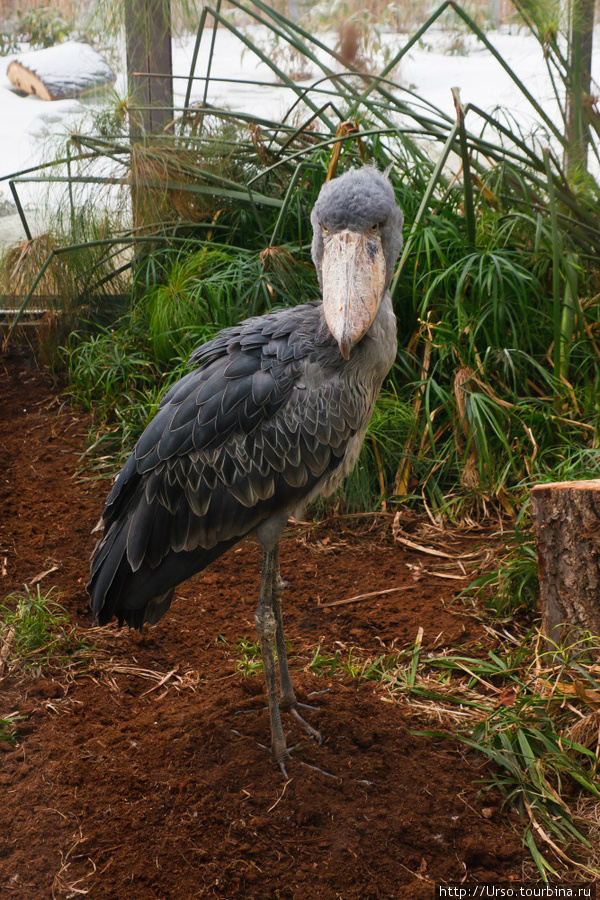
xmin=0 ymin=25 xmax=597 ymax=244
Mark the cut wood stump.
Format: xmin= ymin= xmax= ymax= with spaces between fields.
xmin=7 ymin=42 xmax=115 ymax=101
xmin=530 ymin=479 xmax=600 ymax=646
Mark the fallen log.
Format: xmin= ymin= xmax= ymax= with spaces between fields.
xmin=530 ymin=479 xmax=600 ymax=646
xmin=7 ymin=41 xmax=115 ymax=101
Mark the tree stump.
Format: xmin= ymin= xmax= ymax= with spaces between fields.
xmin=530 ymin=479 xmax=600 ymax=646
xmin=7 ymin=42 xmax=115 ymax=101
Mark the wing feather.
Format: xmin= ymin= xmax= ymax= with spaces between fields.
xmin=88 ymin=301 xmax=369 ymax=626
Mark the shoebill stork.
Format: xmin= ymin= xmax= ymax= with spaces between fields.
xmin=88 ymin=166 xmax=404 ymax=774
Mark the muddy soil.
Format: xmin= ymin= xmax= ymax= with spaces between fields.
xmin=0 ymin=352 xmax=527 ymax=899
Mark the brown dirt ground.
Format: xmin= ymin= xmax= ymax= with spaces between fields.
xmin=0 ymin=351 xmax=529 ymax=899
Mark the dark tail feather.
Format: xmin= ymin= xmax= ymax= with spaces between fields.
xmin=112 ymin=588 xmax=175 ymax=629
xmin=88 ymin=520 xmax=131 ymax=625
xmin=88 ymin=523 xmax=239 ymax=629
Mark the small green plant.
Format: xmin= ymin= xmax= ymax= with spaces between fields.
xmin=1 ymin=585 xmax=68 ymax=654
xmin=15 ymin=6 xmax=74 ymax=49
xmin=309 ymin=643 xmax=361 ymax=677
xmin=309 ymin=642 xmax=341 ymax=676
xmin=0 ymin=713 xmax=23 ymax=746
xmin=89 ymin=90 xmax=129 ymax=138
xmin=234 ymin=637 xmax=263 ymax=676
xmin=462 ymin=525 xmax=539 ymax=615
xmin=0 ymin=29 xmax=19 ymax=56
xmin=0 ymin=585 xmax=89 ymax=675
xmin=309 ymin=641 xmax=401 ymax=679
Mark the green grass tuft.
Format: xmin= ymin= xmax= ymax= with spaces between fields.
xmin=0 ymin=713 xmax=23 ymax=746
xmin=0 ymin=585 xmax=91 ymax=676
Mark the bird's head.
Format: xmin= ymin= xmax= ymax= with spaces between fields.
xmin=311 ymin=166 xmax=404 ymax=360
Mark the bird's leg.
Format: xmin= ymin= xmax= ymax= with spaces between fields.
xmin=255 ymin=547 xmax=289 ymax=775
xmin=272 ymin=550 xmax=294 ymax=709
xmin=272 ymin=551 xmax=322 ymax=746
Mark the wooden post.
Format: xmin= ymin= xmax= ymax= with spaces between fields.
xmin=123 ymin=0 xmax=174 ymax=249
xmin=124 ymin=0 xmax=174 ymax=137
xmin=564 ymin=0 xmax=596 ymax=179
xmin=530 ymin=480 xmax=600 ymax=646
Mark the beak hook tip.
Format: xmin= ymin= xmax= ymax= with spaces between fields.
xmin=339 ymin=339 xmax=351 ymax=360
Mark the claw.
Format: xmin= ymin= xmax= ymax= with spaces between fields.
xmin=274 ymin=741 xmax=292 ymax=780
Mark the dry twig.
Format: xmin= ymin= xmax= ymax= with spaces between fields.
xmin=320 ymin=585 xmax=414 ymax=608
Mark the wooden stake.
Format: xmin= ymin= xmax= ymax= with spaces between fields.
xmin=530 ymin=479 xmax=600 ymax=645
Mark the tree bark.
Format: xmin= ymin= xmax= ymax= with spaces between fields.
xmin=530 ymin=479 xmax=600 ymax=646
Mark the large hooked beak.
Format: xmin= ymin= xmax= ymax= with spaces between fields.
xmin=321 ymin=229 xmax=387 ymax=360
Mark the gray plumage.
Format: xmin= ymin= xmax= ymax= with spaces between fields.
xmin=88 ymin=166 xmax=403 ymax=773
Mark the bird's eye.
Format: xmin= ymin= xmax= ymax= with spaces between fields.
xmin=322 ymin=226 xmax=329 ymax=235
xmin=370 ymin=222 xmax=381 ymax=232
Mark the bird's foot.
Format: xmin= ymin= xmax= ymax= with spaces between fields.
xmin=271 ymin=699 xmax=322 ymax=775
xmin=280 ymin=692 xmax=322 ymax=744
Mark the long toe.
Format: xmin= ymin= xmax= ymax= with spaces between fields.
xmin=290 ymin=706 xmax=322 ymax=745
xmin=292 ymin=700 xmax=320 ymax=712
